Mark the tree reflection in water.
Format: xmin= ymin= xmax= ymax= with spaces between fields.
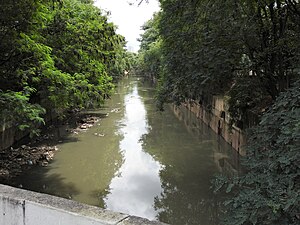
xmin=139 ymin=79 xmax=239 ymax=225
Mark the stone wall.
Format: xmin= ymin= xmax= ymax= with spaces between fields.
xmin=182 ymin=97 xmax=246 ymax=155
xmin=0 ymin=184 xmax=167 ymax=225
xmin=0 ymin=110 xmax=58 ymax=151
xmin=0 ymin=125 xmax=28 ymax=151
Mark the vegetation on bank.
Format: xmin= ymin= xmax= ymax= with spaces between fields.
xmin=214 ymin=82 xmax=300 ymax=225
xmin=0 ymin=0 xmax=134 ymax=136
xmin=136 ymin=0 xmax=300 ymax=224
xmin=138 ymin=0 xmax=300 ymax=127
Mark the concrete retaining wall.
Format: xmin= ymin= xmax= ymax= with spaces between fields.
xmin=0 ymin=125 xmax=29 ymax=152
xmin=181 ymin=97 xmax=246 ymax=155
xmin=0 ymin=110 xmax=59 ymax=151
xmin=0 ymin=184 xmax=167 ymax=225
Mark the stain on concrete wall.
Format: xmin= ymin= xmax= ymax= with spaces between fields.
xmin=181 ymin=97 xmax=246 ymax=155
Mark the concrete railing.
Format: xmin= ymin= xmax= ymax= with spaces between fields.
xmin=0 ymin=184 xmax=167 ymax=225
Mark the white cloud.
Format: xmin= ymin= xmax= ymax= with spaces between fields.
xmin=94 ymin=0 xmax=160 ymax=52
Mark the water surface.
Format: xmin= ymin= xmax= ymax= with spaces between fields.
xmin=13 ymin=76 xmax=240 ymax=225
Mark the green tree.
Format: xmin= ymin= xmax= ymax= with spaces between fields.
xmin=154 ymin=0 xmax=300 ymax=126
xmin=0 ymin=91 xmax=45 ymax=137
xmin=137 ymin=13 xmax=162 ymax=81
xmin=0 ymin=0 xmax=130 ymax=135
xmin=215 ymin=82 xmax=300 ymax=225
xmin=0 ymin=0 xmax=53 ymax=133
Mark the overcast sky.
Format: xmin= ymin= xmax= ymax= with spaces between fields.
xmin=94 ymin=0 xmax=160 ymax=52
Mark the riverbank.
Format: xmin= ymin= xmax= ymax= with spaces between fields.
xmin=0 ymin=113 xmax=101 ymax=183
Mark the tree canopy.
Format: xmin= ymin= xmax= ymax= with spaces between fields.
xmin=0 ymin=0 xmax=132 ymax=135
xmin=215 ymin=82 xmax=300 ymax=225
xmin=138 ymin=0 xmax=300 ymax=126
xmin=137 ymin=12 xmax=162 ymax=82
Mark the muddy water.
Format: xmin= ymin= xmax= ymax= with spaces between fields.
xmin=13 ymin=76 xmax=240 ymax=225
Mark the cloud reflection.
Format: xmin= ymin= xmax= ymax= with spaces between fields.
xmin=105 ymin=84 xmax=162 ymax=220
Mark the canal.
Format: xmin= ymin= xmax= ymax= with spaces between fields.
xmin=12 ymin=76 xmax=240 ymax=225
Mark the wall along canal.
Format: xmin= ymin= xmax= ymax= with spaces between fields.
xmin=11 ymin=76 xmax=240 ymax=225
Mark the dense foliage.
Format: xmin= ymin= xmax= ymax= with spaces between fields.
xmin=215 ymin=82 xmax=300 ymax=225
xmin=137 ymin=13 xmax=162 ymax=81
xmin=138 ymin=0 xmax=300 ymax=126
xmin=0 ymin=0 xmax=131 ymax=135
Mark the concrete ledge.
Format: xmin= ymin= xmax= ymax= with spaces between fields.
xmin=0 ymin=184 xmax=168 ymax=225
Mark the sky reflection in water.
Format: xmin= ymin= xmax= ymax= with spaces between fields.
xmin=105 ymin=85 xmax=162 ymax=220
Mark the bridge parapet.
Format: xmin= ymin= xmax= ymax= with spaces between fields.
xmin=0 ymin=184 xmax=168 ymax=225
